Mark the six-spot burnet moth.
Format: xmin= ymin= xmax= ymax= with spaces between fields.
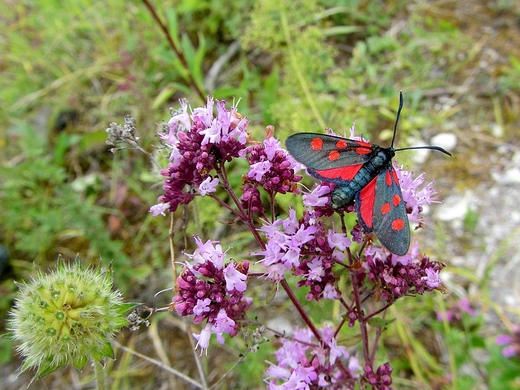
xmin=285 ymin=92 xmax=452 ymax=256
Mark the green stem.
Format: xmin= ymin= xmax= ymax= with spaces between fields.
xmin=93 ymin=359 xmax=106 ymax=390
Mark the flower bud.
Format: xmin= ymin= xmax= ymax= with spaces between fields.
xmin=8 ymin=259 xmax=136 ymax=378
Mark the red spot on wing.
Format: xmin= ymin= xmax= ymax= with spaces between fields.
xmin=316 ymin=164 xmax=363 ymax=181
xmin=392 ymin=194 xmax=401 ymax=206
xmin=391 ymin=218 xmax=406 ymax=231
xmin=381 ymin=203 xmax=391 ymax=215
xmin=328 ymin=150 xmax=340 ymax=161
xmin=310 ymin=137 xmax=323 ymax=150
xmin=391 ymin=169 xmax=399 ymax=184
xmin=355 ymin=141 xmax=372 ymax=155
xmin=359 ymin=177 xmax=377 ymax=229
xmin=385 ymin=170 xmax=393 ymax=186
xmin=336 ymin=139 xmax=347 ymax=149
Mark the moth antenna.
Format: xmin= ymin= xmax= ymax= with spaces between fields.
xmin=391 ymin=91 xmax=452 ymax=157
xmin=391 ymin=91 xmax=404 ymax=148
xmin=395 ymin=145 xmax=452 ymax=156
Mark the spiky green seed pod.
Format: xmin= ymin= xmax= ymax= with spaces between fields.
xmin=8 ymin=259 xmax=136 ymax=378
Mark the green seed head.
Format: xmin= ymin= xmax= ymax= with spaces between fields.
xmin=8 ymin=259 xmax=136 ymax=378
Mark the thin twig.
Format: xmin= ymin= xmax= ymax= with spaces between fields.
xmin=185 ymin=321 xmax=209 ymax=390
xmin=141 ymin=0 xmax=206 ymax=102
xmin=113 ymin=340 xmax=204 ymax=389
xmin=205 ymin=41 xmax=240 ymax=93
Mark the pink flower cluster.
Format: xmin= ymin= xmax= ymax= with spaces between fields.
xmin=364 ymin=243 xmax=443 ymax=303
xmin=151 ymin=98 xmax=249 ymax=213
xmin=257 ymin=208 xmax=349 ymax=301
xmin=496 ymin=326 xmax=520 ymax=359
xmin=266 ymin=326 xmax=361 ymax=389
xmin=150 ymin=97 xmax=303 ymax=217
xmin=172 ymin=236 xmax=251 ymax=354
xmin=240 ymin=136 xmax=303 ymax=214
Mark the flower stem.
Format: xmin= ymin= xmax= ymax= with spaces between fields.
xmin=93 ymin=359 xmax=106 ymax=390
xmin=347 ymin=249 xmax=372 ymax=367
xmin=216 ymin=163 xmax=266 ymax=249
xmin=280 ymin=279 xmax=322 ymax=341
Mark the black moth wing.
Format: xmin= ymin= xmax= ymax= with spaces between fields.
xmin=371 ymin=166 xmax=410 ymax=256
xmin=285 ymin=133 xmax=376 ymax=170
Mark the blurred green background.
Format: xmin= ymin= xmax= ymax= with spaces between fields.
xmin=1 ymin=0 xmax=520 ymax=388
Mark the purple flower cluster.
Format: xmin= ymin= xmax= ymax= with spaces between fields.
xmin=496 ymin=326 xmax=520 ymax=359
xmin=257 ymin=208 xmax=350 ymax=300
xmin=302 ymin=183 xmax=338 ymax=218
xmin=364 ymin=362 xmax=393 ymax=390
xmin=266 ymin=326 xmax=360 ymax=389
xmin=364 ymin=244 xmax=443 ymax=302
xmin=150 ymin=98 xmax=304 ymax=218
xmin=436 ymin=297 xmax=475 ymax=323
xmin=172 ymin=236 xmax=252 ymax=354
xmin=151 ymin=98 xmax=249 ymax=213
xmin=240 ymin=136 xmax=303 ymax=214
xmin=397 ymin=169 xmax=442 ymax=224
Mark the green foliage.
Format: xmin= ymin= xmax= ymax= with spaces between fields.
xmin=242 ymin=0 xmax=337 ymax=133
xmin=487 ymin=344 xmax=520 ymax=389
xmin=0 ymin=127 xmax=131 ymax=276
xmin=463 ymin=207 xmax=480 ymax=233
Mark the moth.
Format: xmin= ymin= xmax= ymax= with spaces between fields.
xmin=286 ymin=92 xmax=451 ymax=255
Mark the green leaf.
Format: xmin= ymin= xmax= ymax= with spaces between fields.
xmin=322 ymin=26 xmax=362 ymax=37
xmin=337 ymin=334 xmax=363 ymax=348
xmin=181 ymin=33 xmax=206 ymax=91
xmin=368 ymin=317 xmax=396 ymax=328
xmin=152 ymin=87 xmax=175 ymax=110
xmin=170 ymin=57 xmax=190 ymax=81
xmin=114 ymin=302 xmax=139 ymax=316
xmin=72 ymin=354 xmax=88 ymax=370
xmin=94 ymin=340 xmax=115 ymax=360
xmin=181 ymin=33 xmax=196 ymax=70
xmin=35 ymin=360 xmax=61 ymax=378
xmin=192 ymin=32 xmax=207 ymax=90
xmin=165 ymin=8 xmax=181 ymax=48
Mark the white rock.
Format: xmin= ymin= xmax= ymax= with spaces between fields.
xmin=491 ymin=123 xmax=503 ymax=138
xmin=435 ymin=190 xmax=477 ymax=225
xmin=492 ymin=167 xmax=520 ymax=184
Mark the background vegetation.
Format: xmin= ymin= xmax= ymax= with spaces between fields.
xmin=1 ymin=0 xmax=520 ymax=388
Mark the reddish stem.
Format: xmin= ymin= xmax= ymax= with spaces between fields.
xmin=141 ymin=0 xmax=206 ymax=102
xmin=347 ymin=249 xmax=373 ymax=367
xmin=279 ymin=279 xmax=322 ymax=341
